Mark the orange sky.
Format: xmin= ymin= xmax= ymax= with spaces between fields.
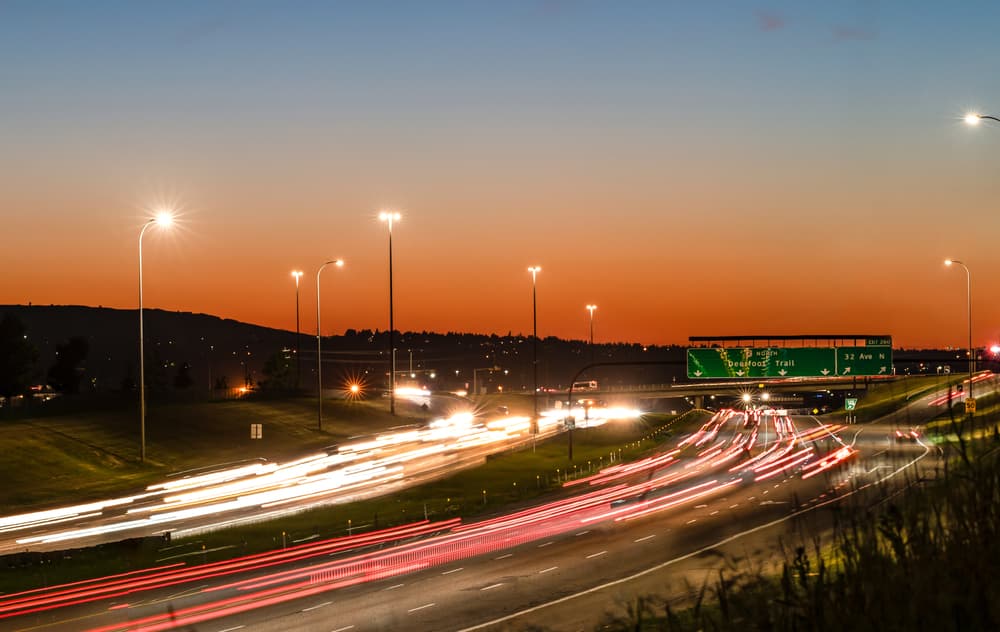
xmin=3 ymin=4 xmax=1000 ymax=348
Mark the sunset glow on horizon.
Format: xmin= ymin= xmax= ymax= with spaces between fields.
xmin=2 ymin=3 xmax=1000 ymax=348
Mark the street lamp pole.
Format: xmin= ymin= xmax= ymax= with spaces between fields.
xmin=292 ymin=270 xmax=303 ymax=391
xmin=528 ymin=266 xmax=541 ymax=434
xmin=316 ymin=259 xmax=344 ymax=430
xmin=138 ymin=212 xmax=172 ymax=463
xmin=380 ymin=211 xmax=401 ymax=415
xmin=586 ymin=304 xmax=597 ymax=365
xmin=945 ymin=259 xmax=973 ymax=402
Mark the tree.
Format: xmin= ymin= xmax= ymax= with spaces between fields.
xmin=0 ymin=312 xmax=38 ymax=403
xmin=261 ymin=350 xmax=294 ymax=391
xmin=47 ymin=336 xmax=89 ymax=394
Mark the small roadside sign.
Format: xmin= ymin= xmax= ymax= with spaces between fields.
xmin=965 ymin=398 xmax=976 ymax=414
xmin=250 ymin=423 xmax=263 ymax=439
xmin=845 ymin=398 xmax=858 ymax=411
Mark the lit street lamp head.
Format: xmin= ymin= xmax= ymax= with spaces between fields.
xmin=291 ymin=270 xmax=303 ymax=285
xmin=965 ymin=113 xmax=981 ymax=126
xmin=379 ymin=210 xmax=402 ymax=231
xmin=154 ymin=211 xmax=173 ymax=227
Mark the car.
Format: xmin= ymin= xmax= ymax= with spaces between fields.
xmin=893 ymin=429 xmax=920 ymax=443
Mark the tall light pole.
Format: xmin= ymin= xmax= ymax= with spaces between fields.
xmin=585 ymin=304 xmax=597 ymax=365
xmin=316 ymin=259 xmax=344 ymax=430
xmin=945 ymin=259 xmax=974 ymax=402
xmin=528 ymin=266 xmax=541 ymax=433
xmin=291 ymin=270 xmax=303 ymax=391
xmin=138 ymin=211 xmax=173 ymax=463
xmin=380 ymin=211 xmax=401 ymax=415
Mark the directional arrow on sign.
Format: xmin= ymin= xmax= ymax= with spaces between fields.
xmin=778 ymin=369 xmax=787 ymax=376
xmin=693 ymin=370 xmax=702 ymax=377
xmin=878 ymin=367 xmax=887 ymax=374
xmin=842 ymin=367 xmax=852 ymax=375
xmin=821 ymin=368 xmax=830 ymax=376
xmin=735 ymin=370 xmax=745 ymax=376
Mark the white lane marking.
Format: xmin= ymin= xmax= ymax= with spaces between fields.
xmin=457 ymin=442 xmax=933 ymax=632
xmin=332 ymin=626 xmax=355 ymax=632
xmin=575 ymin=530 xmax=590 ymax=536
xmin=495 ymin=553 xmax=513 ymax=560
xmin=686 ymin=519 xmax=697 ymax=525
xmin=540 ymin=566 xmax=558 ymax=574
xmin=634 ymin=535 xmax=655 ymax=543
xmin=729 ymin=504 xmax=739 ymax=509
xmin=694 ymin=504 xmax=708 ymax=508
xmin=217 ymin=627 xmax=245 ymax=632
xmin=710 ymin=510 xmax=719 ymax=516
xmin=537 ymin=541 xmax=553 ymax=548
xmin=586 ymin=551 xmax=607 ymax=559
xmin=385 ymin=583 xmax=405 ymax=591
xmin=408 ymin=603 xmax=436 ymax=613
xmin=482 ymin=583 xmax=504 ymax=591
xmin=442 ymin=567 xmax=464 ymax=575
xmin=302 ymin=602 xmax=331 ymax=612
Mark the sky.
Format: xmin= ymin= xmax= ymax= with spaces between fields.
xmin=2 ymin=1 xmax=999 ymax=349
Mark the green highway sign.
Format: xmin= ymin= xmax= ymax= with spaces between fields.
xmin=687 ymin=345 xmax=894 ymax=379
xmin=687 ymin=347 xmax=836 ymax=379
xmin=845 ymin=398 xmax=858 ymax=411
xmin=837 ymin=346 xmax=892 ymax=376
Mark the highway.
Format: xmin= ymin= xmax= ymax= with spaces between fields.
xmin=1 ymin=373 xmax=970 ymax=632
xmin=0 ymin=402 xmax=640 ymax=555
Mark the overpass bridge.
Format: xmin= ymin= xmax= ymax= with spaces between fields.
xmin=549 ymin=374 xmax=899 ymax=412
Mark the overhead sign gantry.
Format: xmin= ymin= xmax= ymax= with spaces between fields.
xmin=686 ymin=335 xmax=892 ymax=379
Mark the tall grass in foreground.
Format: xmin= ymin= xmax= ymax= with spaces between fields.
xmin=593 ymin=390 xmax=1000 ymax=631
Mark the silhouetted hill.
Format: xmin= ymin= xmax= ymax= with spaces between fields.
xmin=0 ymin=305 xmax=688 ymax=397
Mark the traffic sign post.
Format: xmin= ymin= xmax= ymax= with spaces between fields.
xmin=687 ymin=347 xmax=836 ymax=379
xmin=845 ymin=398 xmax=858 ymax=411
xmin=687 ymin=345 xmax=893 ymax=379
xmin=966 ymin=398 xmax=976 ymax=414
xmin=837 ymin=346 xmax=892 ymax=376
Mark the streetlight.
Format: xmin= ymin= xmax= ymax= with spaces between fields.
xmin=528 ymin=266 xmax=542 ymax=434
xmin=291 ymin=270 xmax=303 ymax=390
xmin=965 ymin=112 xmax=1000 ymax=125
xmin=380 ymin=210 xmax=402 ymax=415
xmin=316 ymin=259 xmax=344 ymax=430
xmin=944 ymin=259 xmax=974 ymax=403
xmin=138 ymin=211 xmax=173 ymax=463
xmin=585 ymin=304 xmax=597 ymax=364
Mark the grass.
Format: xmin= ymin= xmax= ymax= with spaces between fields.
xmin=848 ymin=373 xmax=964 ymax=424
xmin=0 ymin=395 xmax=433 ymax=510
xmin=0 ymin=407 xmax=709 ymax=594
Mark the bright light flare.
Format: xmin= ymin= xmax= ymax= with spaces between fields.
xmin=965 ymin=113 xmax=981 ymax=126
xmin=154 ymin=211 xmax=173 ymax=227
